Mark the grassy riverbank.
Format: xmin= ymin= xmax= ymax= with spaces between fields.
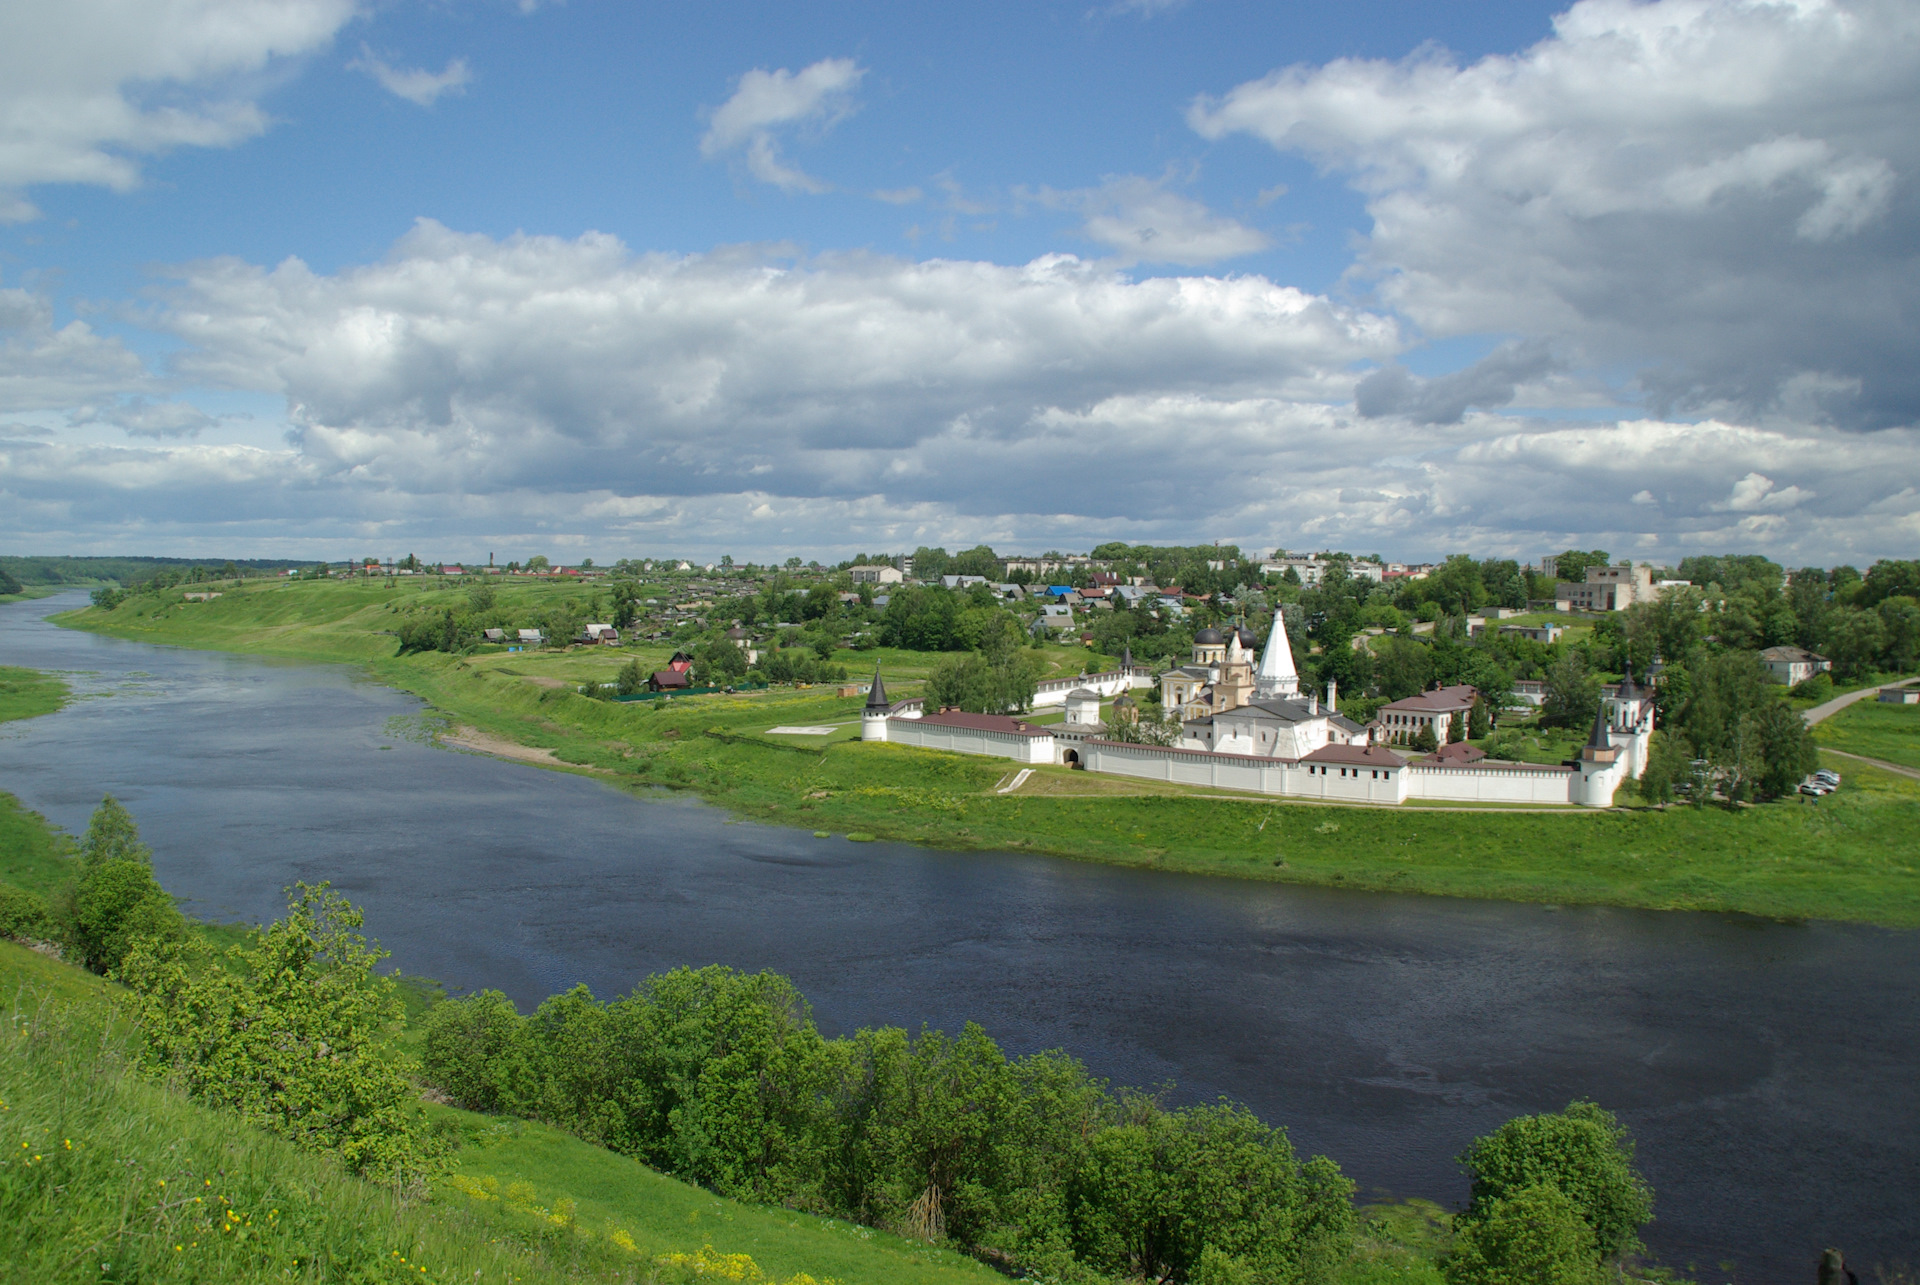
xmin=52 ymin=580 xmax=1920 ymax=927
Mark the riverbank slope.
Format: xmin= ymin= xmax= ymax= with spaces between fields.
xmin=51 ymin=582 xmax=1920 ymax=927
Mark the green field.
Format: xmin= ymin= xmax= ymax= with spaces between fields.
xmin=52 ymin=579 xmax=1920 ymax=927
xmin=1814 ymin=696 xmax=1920 ymax=771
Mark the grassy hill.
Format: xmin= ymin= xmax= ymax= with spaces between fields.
xmin=0 ymin=940 xmax=1004 ymax=1285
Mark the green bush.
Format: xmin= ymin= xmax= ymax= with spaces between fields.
xmin=121 ymin=883 xmax=440 ymax=1182
xmin=1442 ymin=1184 xmax=1601 ymax=1285
xmin=1454 ymin=1101 xmax=1651 ymax=1263
xmin=0 ymin=883 xmax=51 ymax=939
xmin=422 ymin=988 xmax=536 ymax=1113
xmin=70 ymin=858 xmax=183 ymax=975
xmin=1791 ymin=671 xmax=1835 ymax=702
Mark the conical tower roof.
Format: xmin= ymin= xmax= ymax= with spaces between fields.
xmin=1120 ymin=645 xmax=1134 ymax=672
xmin=1616 ymin=662 xmax=1642 ymax=701
xmin=865 ymin=665 xmax=890 ymax=710
xmin=1586 ymin=703 xmax=1612 ymax=750
xmin=1255 ymin=607 xmax=1298 ymax=697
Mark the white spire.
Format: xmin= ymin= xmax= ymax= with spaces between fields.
xmin=1255 ymin=608 xmax=1298 ymax=698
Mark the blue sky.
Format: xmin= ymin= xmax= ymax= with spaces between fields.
xmin=1 ymin=0 xmax=1915 ymax=564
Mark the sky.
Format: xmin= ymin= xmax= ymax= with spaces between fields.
xmin=0 ymin=0 xmax=1915 ymax=566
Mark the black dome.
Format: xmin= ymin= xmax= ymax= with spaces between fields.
xmin=1194 ymin=627 xmax=1225 ymax=644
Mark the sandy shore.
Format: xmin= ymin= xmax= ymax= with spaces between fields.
xmin=439 ymin=724 xmax=569 ymax=767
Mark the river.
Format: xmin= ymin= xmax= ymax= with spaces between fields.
xmin=1 ymin=592 xmax=1913 ymax=1279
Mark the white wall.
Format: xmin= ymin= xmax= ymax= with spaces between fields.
xmin=1080 ymin=742 xmax=1408 ymax=803
xmin=887 ymin=719 xmax=1054 ymax=764
xmin=1404 ymin=765 xmax=1573 ymax=804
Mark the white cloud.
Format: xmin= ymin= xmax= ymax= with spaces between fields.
xmin=1031 ymin=173 xmax=1270 ymax=265
xmin=0 ymin=0 xmax=359 ymax=216
xmin=349 ymin=46 xmax=472 ymax=107
xmin=1717 ymin=470 xmax=1814 ymax=512
xmin=0 ymin=287 xmax=150 ymax=411
xmin=700 ymin=58 xmax=864 ymax=193
xmin=1190 ymin=0 xmax=1920 ymax=428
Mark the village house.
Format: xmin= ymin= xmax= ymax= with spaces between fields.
xmin=1760 ymin=645 xmax=1831 ymax=686
xmin=1878 ymin=685 xmax=1920 ymax=704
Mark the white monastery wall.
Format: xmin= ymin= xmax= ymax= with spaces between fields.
xmin=886 ymin=719 xmax=1055 ymax=764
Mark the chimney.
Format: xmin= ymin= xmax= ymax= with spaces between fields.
xmin=1309 ymin=692 xmax=1318 ymax=714
xmin=1326 ymin=678 xmax=1338 ymax=712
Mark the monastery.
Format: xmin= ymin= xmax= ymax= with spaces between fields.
xmin=856 ymin=609 xmax=1654 ymax=807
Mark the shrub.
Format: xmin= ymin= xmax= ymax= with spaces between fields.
xmin=1443 ymin=1183 xmax=1602 ymax=1285
xmin=70 ymin=859 xmax=182 ymax=975
xmin=121 ymin=882 xmax=439 ymax=1182
xmin=1454 ymin=1101 xmax=1651 ymax=1263
xmin=421 ymin=988 xmax=533 ymax=1113
xmin=0 ymin=884 xmax=51 ymax=940
xmin=80 ymin=795 xmax=151 ymax=868
xmin=1790 ymin=671 xmax=1834 ymax=702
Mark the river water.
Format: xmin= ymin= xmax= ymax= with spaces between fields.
xmin=1 ymin=592 xmax=1913 ymax=1279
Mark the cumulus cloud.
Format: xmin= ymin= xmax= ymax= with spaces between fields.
xmin=350 ymin=46 xmax=472 ymax=106
xmin=0 ymin=287 xmax=150 ymax=411
xmin=3 ymin=222 xmax=1871 ymax=562
xmin=1032 ymin=173 xmax=1270 ymax=265
xmin=1190 ymin=0 xmax=1920 ymax=428
xmin=1355 ymin=340 xmax=1556 ymax=423
xmin=145 ymin=222 xmax=1391 ymax=509
xmin=0 ymin=0 xmax=358 ymax=217
xmin=700 ymin=58 xmax=864 ymax=193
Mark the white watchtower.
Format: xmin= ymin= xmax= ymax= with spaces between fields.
xmin=861 ymin=666 xmax=891 ymax=742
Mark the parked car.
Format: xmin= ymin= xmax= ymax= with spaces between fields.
xmin=1814 ymin=769 xmax=1841 ymax=786
xmin=1800 ymin=780 xmax=1834 ymax=796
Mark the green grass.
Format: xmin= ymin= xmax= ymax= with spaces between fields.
xmin=55 ymin=581 xmax=1920 ymax=927
xmin=0 ymin=942 xmax=616 ymax=1285
xmin=433 ymin=1110 xmax=1003 ymax=1285
xmin=1813 ymin=696 xmax=1920 ymax=770
xmin=0 ymin=666 xmax=68 ymax=725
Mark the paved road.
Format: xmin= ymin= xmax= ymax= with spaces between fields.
xmin=1802 ymin=674 xmax=1920 ymax=726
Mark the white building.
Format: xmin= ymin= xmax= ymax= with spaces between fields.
xmin=1557 ymin=563 xmax=1654 ymax=612
xmin=1759 ymin=646 xmax=1830 ymax=686
xmin=850 ymin=564 xmax=905 ymax=585
xmin=1376 ymin=684 xmax=1477 ymax=745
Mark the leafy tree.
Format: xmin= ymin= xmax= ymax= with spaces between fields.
xmin=81 ymin=795 xmax=152 ymax=868
xmin=0 ymin=566 xmax=24 ymax=595
xmin=1633 ymin=730 xmax=1690 ymax=806
xmin=1455 ymin=1100 xmax=1652 ymax=1263
xmin=1541 ymin=652 xmax=1600 ymax=730
xmin=1067 ymin=1098 xmax=1354 ymax=1285
xmin=1824 ymin=607 xmax=1886 ymax=679
xmin=615 ymin=657 xmax=648 ymax=696
xmin=525 ymin=554 xmax=550 ymax=571
xmin=926 ymin=651 xmax=1038 ymax=713
xmin=1448 ymin=710 xmax=1467 ymax=744
xmin=1879 ymin=596 xmax=1920 ymax=671
xmin=1444 ymin=1183 xmax=1603 ymax=1285
xmin=421 ymin=990 xmax=534 ymax=1114
xmin=694 ymin=639 xmax=750 ymax=686
xmin=122 ymin=883 xmax=437 ymax=1181
xmin=1411 ymin=723 xmax=1439 ymax=754
xmin=1468 ymin=697 xmax=1491 ymax=740
xmin=1857 ymin=558 xmax=1920 ymax=607
xmin=1375 ymin=636 xmax=1434 ymax=701
xmin=70 ymin=859 xmax=183 ymax=975
xmin=1550 ymin=550 xmax=1611 ymax=584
